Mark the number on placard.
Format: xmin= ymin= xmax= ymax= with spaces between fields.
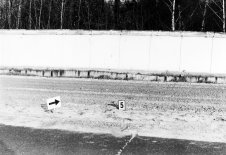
xmin=118 ymin=100 xmax=126 ymax=111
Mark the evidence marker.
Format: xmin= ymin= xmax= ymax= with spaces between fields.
xmin=46 ymin=96 xmax=61 ymax=110
xmin=118 ymin=100 xmax=126 ymax=111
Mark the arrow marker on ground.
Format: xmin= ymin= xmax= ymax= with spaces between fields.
xmin=46 ymin=96 xmax=61 ymax=110
xmin=49 ymin=99 xmax=60 ymax=106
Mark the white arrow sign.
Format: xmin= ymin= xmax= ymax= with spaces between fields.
xmin=46 ymin=96 xmax=61 ymax=110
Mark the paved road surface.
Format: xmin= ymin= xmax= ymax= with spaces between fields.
xmin=0 ymin=124 xmax=226 ymax=155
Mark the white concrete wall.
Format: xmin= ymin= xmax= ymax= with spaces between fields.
xmin=0 ymin=30 xmax=225 ymax=74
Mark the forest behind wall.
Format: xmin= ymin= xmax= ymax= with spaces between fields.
xmin=0 ymin=0 xmax=225 ymax=32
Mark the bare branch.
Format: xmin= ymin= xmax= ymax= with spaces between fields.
xmin=207 ymin=3 xmax=223 ymax=22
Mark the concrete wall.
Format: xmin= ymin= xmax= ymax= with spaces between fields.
xmin=0 ymin=30 xmax=226 ymax=74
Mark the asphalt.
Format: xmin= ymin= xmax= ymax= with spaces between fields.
xmin=0 ymin=124 xmax=226 ymax=155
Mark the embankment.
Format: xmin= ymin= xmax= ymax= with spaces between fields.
xmin=1 ymin=67 xmax=226 ymax=84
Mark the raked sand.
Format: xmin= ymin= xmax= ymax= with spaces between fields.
xmin=0 ymin=75 xmax=226 ymax=143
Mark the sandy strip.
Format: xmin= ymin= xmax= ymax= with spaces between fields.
xmin=0 ymin=101 xmax=226 ymax=143
xmin=1 ymin=75 xmax=226 ymax=143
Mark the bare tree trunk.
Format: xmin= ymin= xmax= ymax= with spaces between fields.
xmin=29 ymin=0 xmax=32 ymax=29
xmin=34 ymin=0 xmax=38 ymax=29
xmin=77 ymin=0 xmax=81 ymax=29
xmin=47 ymin=0 xmax=52 ymax=29
xmin=68 ymin=1 xmax=74 ymax=28
xmin=60 ymin=0 xmax=64 ymax=29
xmin=38 ymin=0 xmax=42 ymax=29
xmin=172 ymin=0 xmax=175 ymax=31
xmin=132 ymin=0 xmax=136 ymax=29
xmin=85 ymin=0 xmax=90 ymax=29
xmin=201 ymin=0 xmax=208 ymax=31
xmin=105 ymin=2 xmax=108 ymax=30
xmin=16 ymin=0 xmax=22 ymax=29
xmin=162 ymin=0 xmax=176 ymax=31
xmin=114 ymin=0 xmax=120 ymax=29
xmin=2 ymin=5 xmax=7 ymax=28
xmin=8 ymin=0 xmax=11 ymax=29
xmin=223 ymin=0 xmax=225 ymax=32
xmin=178 ymin=5 xmax=182 ymax=30
xmin=99 ymin=0 xmax=105 ymax=30
xmin=140 ymin=1 xmax=144 ymax=30
xmin=0 ymin=8 xmax=1 ymax=23
xmin=0 ymin=7 xmax=2 ymax=28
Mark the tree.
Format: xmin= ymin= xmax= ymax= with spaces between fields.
xmin=172 ymin=0 xmax=175 ymax=31
xmin=177 ymin=4 xmax=183 ymax=30
xmin=60 ymin=0 xmax=65 ymax=29
xmin=29 ymin=0 xmax=32 ymax=29
xmin=16 ymin=0 xmax=22 ymax=29
xmin=0 ymin=3 xmax=3 ymax=28
xmin=0 ymin=0 xmax=224 ymax=32
xmin=223 ymin=0 xmax=225 ymax=32
xmin=114 ymin=0 xmax=120 ymax=29
xmin=38 ymin=0 xmax=42 ymax=29
xmin=47 ymin=0 xmax=52 ymax=29
xmin=8 ymin=0 xmax=11 ymax=29
xmin=162 ymin=0 xmax=176 ymax=31
xmin=206 ymin=0 xmax=225 ymax=32
xmin=34 ymin=0 xmax=38 ymax=29
xmin=85 ymin=0 xmax=91 ymax=29
xmin=77 ymin=0 xmax=81 ymax=29
xmin=201 ymin=0 xmax=208 ymax=31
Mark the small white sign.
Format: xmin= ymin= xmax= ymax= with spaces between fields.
xmin=118 ymin=100 xmax=126 ymax=111
xmin=46 ymin=96 xmax=61 ymax=110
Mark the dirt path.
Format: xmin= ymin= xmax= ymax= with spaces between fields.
xmin=0 ymin=75 xmax=226 ymax=143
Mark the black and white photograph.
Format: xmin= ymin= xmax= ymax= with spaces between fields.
xmin=0 ymin=0 xmax=226 ymax=154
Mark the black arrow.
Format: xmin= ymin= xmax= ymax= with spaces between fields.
xmin=49 ymin=99 xmax=60 ymax=105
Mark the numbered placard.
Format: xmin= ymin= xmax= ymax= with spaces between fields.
xmin=118 ymin=100 xmax=126 ymax=111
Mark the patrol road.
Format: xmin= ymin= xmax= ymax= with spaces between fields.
xmin=0 ymin=75 xmax=226 ymax=150
xmin=0 ymin=124 xmax=226 ymax=155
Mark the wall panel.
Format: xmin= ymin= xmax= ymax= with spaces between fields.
xmin=0 ymin=31 xmax=225 ymax=74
